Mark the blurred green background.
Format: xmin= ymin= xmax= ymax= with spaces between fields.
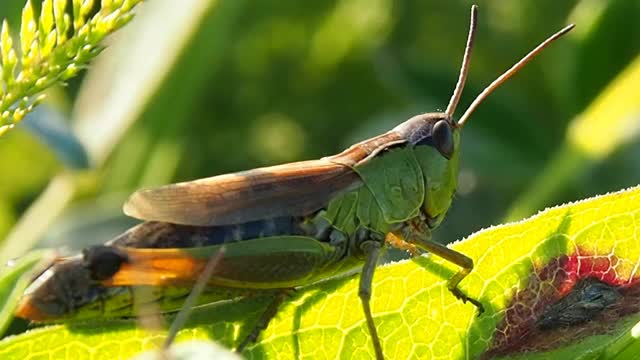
xmin=0 ymin=0 xmax=639 ymax=259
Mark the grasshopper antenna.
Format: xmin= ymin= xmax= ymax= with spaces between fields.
xmin=456 ymin=23 xmax=575 ymax=127
xmin=445 ymin=4 xmax=478 ymax=118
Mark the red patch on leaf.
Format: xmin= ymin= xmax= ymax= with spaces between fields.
xmin=484 ymin=250 xmax=640 ymax=357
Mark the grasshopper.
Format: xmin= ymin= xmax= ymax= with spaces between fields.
xmin=17 ymin=6 xmax=573 ymax=359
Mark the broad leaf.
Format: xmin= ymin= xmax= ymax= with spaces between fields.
xmin=1 ymin=186 xmax=640 ymax=359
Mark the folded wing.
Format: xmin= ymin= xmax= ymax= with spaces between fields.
xmin=123 ymin=159 xmax=362 ymax=226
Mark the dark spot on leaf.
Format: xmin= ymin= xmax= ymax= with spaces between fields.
xmin=536 ymin=277 xmax=621 ymax=330
xmin=484 ymin=250 xmax=640 ymax=357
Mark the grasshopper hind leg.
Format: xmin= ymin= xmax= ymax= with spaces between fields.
xmin=236 ymin=290 xmax=292 ymax=353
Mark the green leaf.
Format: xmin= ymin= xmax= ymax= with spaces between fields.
xmin=2 ymin=186 xmax=640 ymax=359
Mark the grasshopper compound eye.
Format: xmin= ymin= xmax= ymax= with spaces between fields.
xmin=432 ymin=120 xmax=454 ymax=159
xmin=82 ymin=245 xmax=129 ymax=281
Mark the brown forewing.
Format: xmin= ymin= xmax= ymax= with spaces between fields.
xmin=123 ymin=131 xmax=405 ymax=227
xmin=123 ymin=159 xmax=362 ymax=226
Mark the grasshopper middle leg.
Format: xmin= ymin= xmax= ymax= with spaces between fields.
xmin=359 ymin=240 xmax=384 ymax=360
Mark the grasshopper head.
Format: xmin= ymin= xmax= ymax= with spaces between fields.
xmin=395 ymin=112 xmax=460 ymax=228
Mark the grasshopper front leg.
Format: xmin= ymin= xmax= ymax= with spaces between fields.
xmin=413 ymin=236 xmax=484 ymax=313
xmin=387 ymin=232 xmax=484 ymax=313
xmin=359 ymin=240 xmax=384 ymax=360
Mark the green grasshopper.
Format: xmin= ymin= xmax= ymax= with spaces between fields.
xmin=17 ymin=6 xmax=573 ymax=359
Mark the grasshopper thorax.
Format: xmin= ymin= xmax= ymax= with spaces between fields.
xmin=390 ymin=112 xmax=461 ymax=229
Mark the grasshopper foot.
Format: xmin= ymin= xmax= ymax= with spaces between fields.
xmin=450 ymin=287 xmax=484 ymax=315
